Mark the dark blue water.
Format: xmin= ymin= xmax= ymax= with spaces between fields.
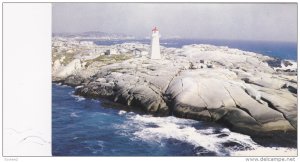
xmin=52 ymin=84 xmax=296 ymax=156
xmin=92 ymin=39 xmax=297 ymax=60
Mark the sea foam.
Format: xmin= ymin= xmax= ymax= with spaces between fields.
xmin=116 ymin=114 xmax=297 ymax=156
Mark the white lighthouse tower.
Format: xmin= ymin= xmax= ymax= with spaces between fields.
xmin=150 ymin=27 xmax=161 ymax=59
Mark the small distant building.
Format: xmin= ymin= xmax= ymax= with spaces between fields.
xmin=134 ymin=48 xmax=149 ymax=57
xmin=134 ymin=48 xmax=142 ymax=56
xmin=105 ymin=49 xmax=118 ymax=55
xmin=105 ymin=50 xmax=110 ymax=55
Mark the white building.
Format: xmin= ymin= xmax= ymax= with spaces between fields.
xmin=150 ymin=27 xmax=161 ymax=59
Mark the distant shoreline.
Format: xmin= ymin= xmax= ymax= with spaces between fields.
xmin=70 ymin=38 xmax=297 ymax=61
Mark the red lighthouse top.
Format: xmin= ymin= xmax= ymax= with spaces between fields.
xmin=152 ymin=27 xmax=158 ymax=32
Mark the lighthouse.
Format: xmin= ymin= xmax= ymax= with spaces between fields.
xmin=150 ymin=27 xmax=161 ymax=59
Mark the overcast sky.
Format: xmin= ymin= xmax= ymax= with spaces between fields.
xmin=52 ymin=3 xmax=297 ymax=42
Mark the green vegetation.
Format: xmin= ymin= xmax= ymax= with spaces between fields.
xmin=85 ymin=54 xmax=133 ymax=67
xmin=93 ymin=54 xmax=132 ymax=62
xmin=52 ymin=46 xmax=133 ymax=68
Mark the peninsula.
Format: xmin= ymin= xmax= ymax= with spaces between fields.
xmin=52 ymin=36 xmax=297 ymax=138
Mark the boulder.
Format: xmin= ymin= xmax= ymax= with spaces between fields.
xmin=243 ymin=75 xmax=286 ymax=89
xmin=258 ymin=87 xmax=297 ymax=129
xmin=56 ymin=59 xmax=83 ymax=78
xmin=64 ymin=75 xmax=84 ymax=87
xmin=165 ymin=69 xmax=295 ymax=133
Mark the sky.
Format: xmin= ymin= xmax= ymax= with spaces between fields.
xmin=52 ymin=3 xmax=297 ymax=42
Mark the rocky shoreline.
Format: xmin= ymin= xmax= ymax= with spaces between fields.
xmin=52 ymin=38 xmax=297 ymax=138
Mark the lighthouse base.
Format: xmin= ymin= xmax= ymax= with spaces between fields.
xmin=150 ymin=37 xmax=161 ymax=59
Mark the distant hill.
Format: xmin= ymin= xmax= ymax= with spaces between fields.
xmin=52 ymin=31 xmax=135 ymax=40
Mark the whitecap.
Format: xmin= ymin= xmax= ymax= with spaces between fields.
xmin=75 ymin=85 xmax=84 ymax=90
xmin=97 ymin=140 xmax=105 ymax=151
xmin=273 ymin=59 xmax=297 ymax=71
xmin=116 ymin=114 xmax=296 ymax=156
xmin=70 ymin=112 xmax=79 ymax=118
xmin=119 ymin=115 xmax=227 ymax=153
xmin=131 ymin=120 xmax=229 ymax=154
xmin=91 ymin=112 xmax=109 ymax=117
xmin=131 ymin=115 xmax=198 ymax=126
xmin=68 ymin=91 xmax=74 ymax=95
xmin=71 ymin=94 xmax=86 ymax=102
xmin=91 ymin=99 xmax=100 ymax=103
xmin=118 ymin=110 xmax=127 ymax=115
xmin=54 ymin=82 xmax=71 ymax=87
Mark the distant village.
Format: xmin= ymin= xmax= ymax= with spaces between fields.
xmin=52 ymin=37 xmax=151 ymax=61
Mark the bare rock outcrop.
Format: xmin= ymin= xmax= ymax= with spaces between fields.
xmin=52 ymin=42 xmax=297 ymax=136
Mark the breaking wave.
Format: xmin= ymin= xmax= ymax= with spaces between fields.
xmin=71 ymin=94 xmax=86 ymax=102
xmin=115 ymin=111 xmax=297 ymax=156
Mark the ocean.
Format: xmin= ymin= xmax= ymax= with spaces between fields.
xmin=52 ymin=39 xmax=297 ymax=156
xmin=93 ymin=39 xmax=297 ymax=60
